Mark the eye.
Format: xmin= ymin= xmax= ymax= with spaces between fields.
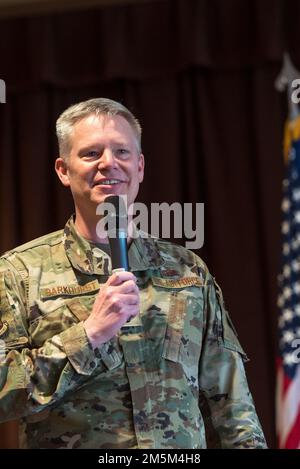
xmin=82 ymin=150 xmax=99 ymax=160
xmin=115 ymin=148 xmax=130 ymax=159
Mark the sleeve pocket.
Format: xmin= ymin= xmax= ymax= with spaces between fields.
xmin=221 ymin=309 xmax=249 ymax=362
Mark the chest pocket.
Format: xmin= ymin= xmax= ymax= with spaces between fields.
xmin=29 ymin=296 xmax=94 ymax=348
xmin=154 ymin=278 xmax=205 ymax=387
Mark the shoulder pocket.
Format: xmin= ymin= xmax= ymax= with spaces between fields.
xmin=222 ymin=309 xmax=248 ymax=360
xmin=0 ymin=271 xmax=28 ymax=345
xmin=212 ymin=278 xmax=248 ymax=361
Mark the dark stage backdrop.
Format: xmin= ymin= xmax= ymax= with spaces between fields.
xmin=1 ymin=0 xmax=300 ymax=449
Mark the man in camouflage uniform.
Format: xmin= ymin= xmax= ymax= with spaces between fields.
xmin=0 ymin=98 xmax=267 ymax=448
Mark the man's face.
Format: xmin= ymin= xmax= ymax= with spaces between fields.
xmin=56 ymin=114 xmax=144 ymax=217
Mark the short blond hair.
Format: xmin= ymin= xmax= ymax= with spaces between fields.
xmin=56 ymin=97 xmax=142 ymax=158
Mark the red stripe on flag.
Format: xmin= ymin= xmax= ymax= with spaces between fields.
xmin=282 ymin=370 xmax=292 ymax=396
xmin=277 ymin=358 xmax=292 ymax=396
xmin=284 ymin=406 xmax=300 ymax=449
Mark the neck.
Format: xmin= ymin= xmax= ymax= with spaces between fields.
xmin=74 ymin=207 xmax=134 ymax=245
xmin=74 ymin=208 xmax=109 ymax=244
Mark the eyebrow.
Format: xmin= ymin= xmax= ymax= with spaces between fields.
xmin=78 ymin=141 xmax=131 ymax=155
xmin=78 ymin=145 xmax=102 ymax=156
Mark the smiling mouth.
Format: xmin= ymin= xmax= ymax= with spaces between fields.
xmin=93 ymin=179 xmax=124 ymax=186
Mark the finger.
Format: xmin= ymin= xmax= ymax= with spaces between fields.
xmin=124 ymin=305 xmax=140 ymax=320
xmin=119 ymin=304 xmax=140 ymax=321
xmin=107 ymin=271 xmax=137 ymax=287
xmin=116 ymin=293 xmax=140 ymax=306
xmin=117 ymin=279 xmax=139 ymax=294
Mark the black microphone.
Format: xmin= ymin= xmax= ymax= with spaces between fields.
xmin=104 ymin=195 xmax=129 ymax=272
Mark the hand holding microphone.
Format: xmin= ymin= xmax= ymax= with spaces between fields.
xmin=83 ymin=196 xmax=139 ymax=349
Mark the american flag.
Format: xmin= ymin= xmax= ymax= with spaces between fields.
xmin=277 ymin=115 xmax=300 ymax=449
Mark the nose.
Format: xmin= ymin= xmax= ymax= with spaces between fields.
xmin=98 ymin=148 xmax=118 ymax=170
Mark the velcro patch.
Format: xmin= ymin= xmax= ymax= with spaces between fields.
xmin=40 ymin=280 xmax=100 ymax=299
xmin=152 ymin=276 xmax=203 ymax=289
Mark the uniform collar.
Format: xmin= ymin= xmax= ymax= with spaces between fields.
xmin=63 ymin=215 xmax=164 ymax=275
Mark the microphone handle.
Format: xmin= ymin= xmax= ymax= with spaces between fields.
xmin=109 ymin=236 xmax=129 ymax=272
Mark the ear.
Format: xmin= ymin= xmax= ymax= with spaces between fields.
xmin=138 ymin=153 xmax=145 ymax=183
xmin=55 ymin=157 xmax=70 ymax=187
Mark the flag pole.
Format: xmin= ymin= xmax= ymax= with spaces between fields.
xmin=275 ymin=52 xmax=300 ymax=163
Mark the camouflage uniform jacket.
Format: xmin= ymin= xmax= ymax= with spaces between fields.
xmin=0 ymin=216 xmax=267 ymax=448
